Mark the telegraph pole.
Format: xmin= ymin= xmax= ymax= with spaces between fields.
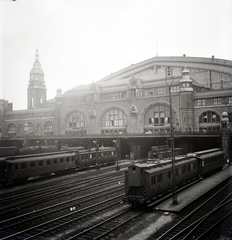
xmin=165 ymin=66 xmax=178 ymax=205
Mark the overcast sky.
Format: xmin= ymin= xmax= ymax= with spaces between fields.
xmin=1 ymin=0 xmax=232 ymax=110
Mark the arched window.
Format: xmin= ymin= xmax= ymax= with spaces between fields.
xmin=101 ymin=108 xmax=127 ymax=135
xmin=144 ymin=104 xmax=177 ymax=134
xmin=65 ymin=111 xmax=87 ymax=135
xmin=198 ymin=111 xmax=220 ymax=132
xmin=44 ymin=121 xmax=54 ymax=130
xmin=31 ymin=97 xmax=34 ymax=107
xmin=7 ymin=123 xmax=16 ymax=137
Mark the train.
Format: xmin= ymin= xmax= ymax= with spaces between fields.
xmin=148 ymin=145 xmax=183 ymax=160
xmin=0 ymin=146 xmax=117 ymax=186
xmin=125 ymin=148 xmax=226 ymax=207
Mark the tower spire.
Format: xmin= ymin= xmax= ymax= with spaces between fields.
xmin=35 ymin=47 xmax=39 ymax=62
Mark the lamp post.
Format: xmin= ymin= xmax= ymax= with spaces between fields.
xmin=113 ymin=139 xmax=120 ymax=171
xmin=165 ymin=66 xmax=178 ymax=205
xmin=93 ymin=140 xmax=100 ymax=170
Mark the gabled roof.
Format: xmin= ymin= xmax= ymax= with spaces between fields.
xmin=61 ymin=56 xmax=229 ymax=97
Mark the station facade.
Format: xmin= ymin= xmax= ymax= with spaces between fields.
xmin=1 ymin=50 xmax=232 ymax=138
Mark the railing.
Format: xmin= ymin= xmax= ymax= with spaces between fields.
xmin=1 ymin=129 xmax=227 ymax=140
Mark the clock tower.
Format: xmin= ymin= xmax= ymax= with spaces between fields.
xmin=27 ymin=49 xmax=47 ymax=109
xmin=179 ymin=68 xmax=194 ymax=131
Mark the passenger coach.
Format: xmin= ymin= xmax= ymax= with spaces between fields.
xmin=125 ymin=149 xmax=226 ymax=207
xmin=0 ymin=146 xmax=117 ymax=185
xmin=1 ymin=152 xmax=76 ymax=184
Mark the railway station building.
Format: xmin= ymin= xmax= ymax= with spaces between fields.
xmin=1 ymin=50 xmax=232 ymax=139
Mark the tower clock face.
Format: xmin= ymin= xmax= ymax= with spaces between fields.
xmin=31 ymin=75 xmax=34 ymax=80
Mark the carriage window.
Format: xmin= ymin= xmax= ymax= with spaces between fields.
xmin=167 ymin=171 xmax=172 ymax=179
xmin=54 ymin=159 xmax=57 ymax=164
xmin=60 ymin=158 xmax=63 ymax=163
xmin=112 ymin=151 xmax=114 ymax=155
xmin=187 ymin=164 xmax=191 ymax=171
xmin=151 ymin=176 xmax=156 ymax=185
xmin=176 ymin=168 xmax=179 ymax=176
xmin=193 ymin=163 xmax=196 ymax=169
xmin=182 ymin=166 xmax=186 ymax=174
xmin=39 ymin=161 xmax=43 ymax=167
xmin=90 ymin=154 xmax=92 ymax=159
xmin=157 ymin=173 xmax=163 ymax=183
xmin=66 ymin=158 xmax=69 ymax=162
xmin=30 ymin=162 xmax=35 ymax=168
xmin=21 ymin=163 xmax=26 ymax=169
xmin=191 ymin=163 xmax=193 ymax=170
xmin=15 ymin=164 xmax=18 ymax=170
xmin=47 ymin=160 xmax=50 ymax=165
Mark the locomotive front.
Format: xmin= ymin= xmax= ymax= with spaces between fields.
xmin=125 ymin=163 xmax=150 ymax=207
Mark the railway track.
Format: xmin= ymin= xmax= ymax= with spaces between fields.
xmin=0 ymin=194 xmax=126 ymax=240
xmin=0 ymin=174 xmax=124 ymax=219
xmin=153 ymin=179 xmax=232 ymax=240
xmin=0 ymin=160 xmax=131 ymax=190
xmin=66 ymin=208 xmax=145 ymax=240
xmin=0 ymin=187 xmax=126 ymax=240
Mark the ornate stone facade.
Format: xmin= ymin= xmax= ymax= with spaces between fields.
xmin=1 ymin=53 xmax=232 ymax=137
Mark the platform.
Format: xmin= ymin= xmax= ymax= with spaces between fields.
xmin=155 ymin=166 xmax=232 ymax=213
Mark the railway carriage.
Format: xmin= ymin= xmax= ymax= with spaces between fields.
xmin=125 ymin=149 xmax=226 ymax=207
xmin=0 ymin=146 xmax=117 ymax=185
xmin=1 ymin=152 xmax=76 ymax=185
xmin=75 ymin=147 xmax=117 ymax=167
xmin=197 ymin=150 xmax=225 ymax=176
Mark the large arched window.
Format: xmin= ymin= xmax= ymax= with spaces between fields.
xmin=101 ymin=108 xmax=127 ymax=135
xmin=198 ymin=111 xmax=220 ymax=132
xmin=7 ymin=123 xmax=16 ymax=137
xmin=65 ymin=111 xmax=87 ymax=135
xmin=144 ymin=104 xmax=177 ymax=134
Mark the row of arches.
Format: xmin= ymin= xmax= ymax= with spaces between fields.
xmin=7 ymin=121 xmax=54 ymax=137
xmin=6 ymin=106 xmax=222 ymax=136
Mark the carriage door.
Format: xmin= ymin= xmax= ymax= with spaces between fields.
xmin=0 ymin=161 xmax=6 ymax=181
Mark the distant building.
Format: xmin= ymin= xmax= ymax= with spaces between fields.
xmin=2 ymin=50 xmax=232 ymax=137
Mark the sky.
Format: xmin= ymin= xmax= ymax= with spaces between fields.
xmin=1 ymin=0 xmax=232 ymax=110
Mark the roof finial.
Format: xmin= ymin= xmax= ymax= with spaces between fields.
xmin=35 ymin=47 xmax=39 ymax=62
